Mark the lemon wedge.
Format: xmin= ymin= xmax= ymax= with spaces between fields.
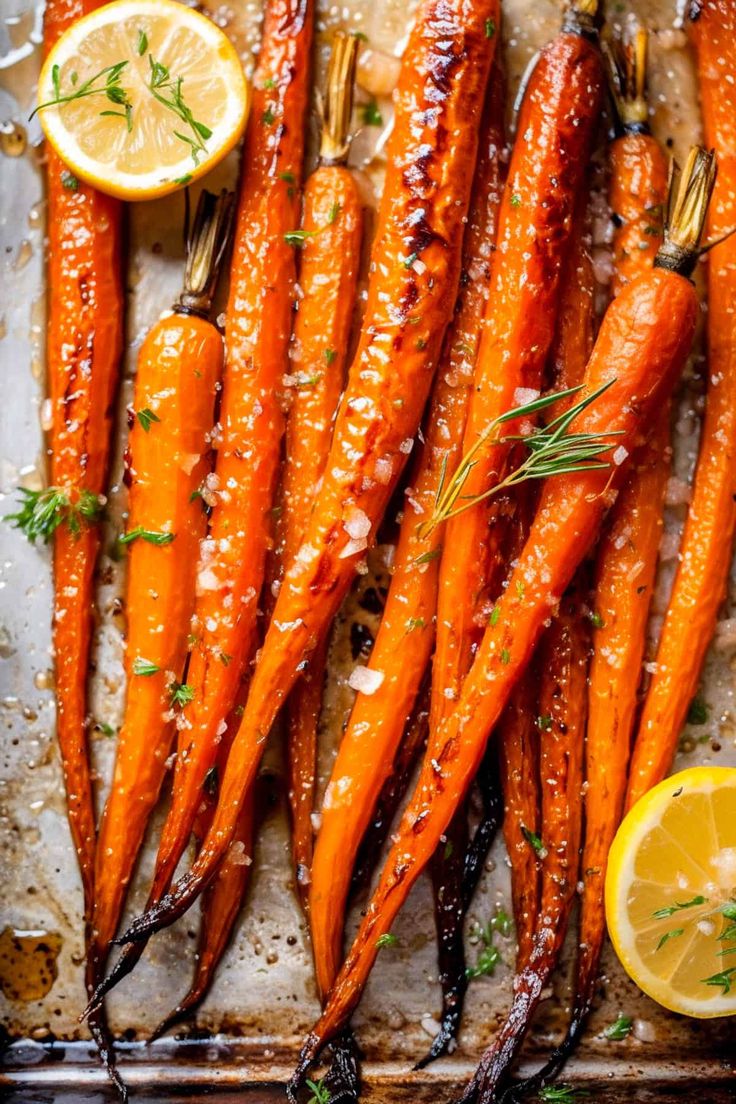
xmin=606 ymin=766 xmax=736 ymax=1018
xmin=36 ymin=0 xmax=249 ymax=200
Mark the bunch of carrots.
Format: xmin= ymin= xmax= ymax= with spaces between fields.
xmin=9 ymin=0 xmax=734 ymax=1100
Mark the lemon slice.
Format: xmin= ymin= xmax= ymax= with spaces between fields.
xmin=36 ymin=0 xmax=249 ymax=200
xmin=606 ymin=766 xmax=736 ymax=1018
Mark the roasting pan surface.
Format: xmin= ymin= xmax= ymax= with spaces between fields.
xmin=0 ymin=0 xmax=735 ymax=1098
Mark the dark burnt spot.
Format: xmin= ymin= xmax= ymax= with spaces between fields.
xmin=399 ymin=278 xmax=420 ymax=317
xmin=125 ymin=406 xmax=135 ymax=430
xmin=350 ymin=621 xmax=374 ymax=659
xmin=359 ymin=587 xmax=385 ymax=615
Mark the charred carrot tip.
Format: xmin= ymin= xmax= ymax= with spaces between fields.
xmin=657 ymin=145 xmax=717 ymax=275
xmin=319 ymin=31 xmax=359 ymax=164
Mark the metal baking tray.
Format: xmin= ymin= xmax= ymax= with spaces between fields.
xmin=1 ymin=0 xmax=734 ymax=1099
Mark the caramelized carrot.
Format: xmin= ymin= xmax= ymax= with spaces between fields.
xmin=310 ymin=63 xmax=506 ymax=999
xmin=280 ymin=32 xmax=363 ymax=912
xmin=118 ymin=0 xmax=501 ymax=948
xmin=150 ymin=741 xmax=255 ymax=1040
xmin=291 ymin=152 xmax=710 ymax=1079
xmin=627 ymin=0 xmax=736 ymax=807
xmin=497 ymin=669 xmax=541 ymax=970
xmin=90 ymin=191 xmax=232 ymax=1001
xmin=8 ymin=0 xmax=125 ymax=1086
xmin=463 ymin=579 xmax=589 ymax=1103
xmin=429 ymin=1 xmax=604 ymax=757
xmin=89 ymin=0 xmax=314 ymax=1004
xmin=572 ymin=28 xmax=670 ymax=1050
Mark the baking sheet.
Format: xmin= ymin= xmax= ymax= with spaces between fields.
xmin=1 ymin=0 xmax=735 ymax=1097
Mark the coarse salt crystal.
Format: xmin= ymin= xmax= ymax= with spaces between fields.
xmin=612 ymin=445 xmax=629 ymax=466
xmin=344 ymin=505 xmax=371 ymax=539
xmin=399 ymin=438 xmax=414 ymax=454
xmin=374 ymin=456 xmax=393 ymax=484
xmin=513 ymin=387 xmax=540 ymax=407
xmin=348 ymin=666 xmax=385 ymax=695
xmin=339 ymin=537 xmax=368 ymax=558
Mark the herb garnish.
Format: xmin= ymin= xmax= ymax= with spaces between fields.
xmin=306 ymin=1079 xmax=331 ymax=1104
xmin=423 ymin=381 xmax=620 ymax=535
xmin=33 ymin=61 xmax=133 ymax=132
xmin=136 ymin=407 xmax=160 ymax=433
xmin=603 ymin=1014 xmax=632 ymax=1040
xmin=119 ymin=527 xmax=174 ymax=546
xmin=652 ymin=895 xmax=707 ymax=919
xmin=376 ymin=932 xmax=398 ymax=949
xmin=360 ymin=99 xmax=383 ymax=126
xmin=701 ymin=966 xmax=736 ymax=994
xmin=6 ymin=486 xmax=103 ymax=543
xmin=521 ymin=825 xmax=546 ymax=855
xmin=170 ymin=682 xmax=195 ymax=708
xmin=147 ymin=54 xmax=212 ymax=164
xmin=133 ymin=657 xmax=160 ymax=677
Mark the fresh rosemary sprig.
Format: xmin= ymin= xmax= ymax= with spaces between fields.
xmin=147 ymin=54 xmax=212 ymax=165
xmin=701 ymin=966 xmax=736 ymax=995
xmin=652 ymin=894 xmax=707 ymax=919
xmin=603 ymin=1014 xmax=633 ymax=1040
xmin=422 ymin=381 xmax=620 ymax=535
xmin=6 ymin=486 xmax=103 ymax=543
xmin=32 ymin=61 xmax=133 ymax=132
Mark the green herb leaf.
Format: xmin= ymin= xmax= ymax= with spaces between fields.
xmin=284 ymin=229 xmax=315 ymax=247
xmin=306 ymin=1079 xmax=331 ymax=1104
xmin=262 ymin=106 xmax=276 ymax=125
xmin=119 ymin=527 xmax=174 ymax=546
xmin=136 ymin=407 xmax=160 ymax=433
xmin=146 ymin=54 xmax=211 ymax=164
xmin=327 ymin=201 xmax=341 ymax=224
xmin=603 ymin=1014 xmax=632 ymax=1040
xmin=414 ymin=547 xmax=441 ymax=565
xmin=61 ymin=170 xmax=79 ymax=190
xmin=169 ymin=681 xmax=195 ymax=708
xmin=485 ymin=17 xmax=496 ymax=37
xmin=656 ymin=927 xmax=684 ymax=951
xmin=324 ymin=348 xmax=337 ymax=365
xmin=652 ymin=895 xmax=708 ymax=920
xmin=360 ymin=99 xmax=383 ymax=126
xmin=489 ymin=605 xmax=500 ymax=626
xmin=6 ymin=486 xmax=103 ymax=544
xmin=537 ymin=714 xmax=552 ymax=731
xmin=97 ymin=722 xmax=116 ymax=738
xmin=133 ymin=656 xmax=160 ymax=677
xmin=701 ymin=966 xmax=736 ymax=994
xmin=589 ymin=610 xmax=605 ymax=629
xmin=279 ymin=170 xmax=295 ymax=183
xmin=136 ymin=29 xmax=148 ymax=56
xmin=521 ymin=825 xmax=545 ymax=855
xmin=500 ymin=647 xmax=510 ymax=665
xmin=406 ymin=617 xmax=426 ymax=632
xmin=686 ymin=694 xmax=708 ymax=725
xmin=465 ymin=943 xmax=500 ymax=979
xmin=539 ymin=1085 xmax=589 ymax=1103
xmin=510 ymin=193 xmax=522 ymax=207
xmin=376 ymin=932 xmax=398 ymax=949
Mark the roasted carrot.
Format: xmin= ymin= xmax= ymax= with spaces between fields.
xmin=89 ymin=0 xmax=314 ymax=1006
xmin=4 ymin=0 xmax=125 ymax=1086
xmin=310 ymin=61 xmax=506 ymax=1000
xmin=416 ymin=748 xmax=503 ymax=1069
xmin=497 ymin=668 xmax=541 ymax=970
xmin=89 ymin=191 xmax=232 ymax=1012
xmin=462 ymin=578 xmax=589 ymax=1104
xmin=429 ymin=0 xmax=604 ymax=793
xmin=149 ymin=724 xmax=256 ymax=1040
xmin=280 ymin=32 xmax=363 ymax=912
xmin=118 ymin=0 xmax=501 ymax=948
xmin=626 ymin=0 xmax=736 ymax=808
xmin=351 ymin=680 xmax=429 ymax=894
xmin=291 ymin=150 xmax=711 ymax=1080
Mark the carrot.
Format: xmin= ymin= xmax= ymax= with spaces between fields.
xmin=566 ymin=28 xmax=671 ymax=1055
xmin=501 ymin=43 xmax=672 ymax=1099
xmin=463 ymin=578 xmax=589 ymax=1104
xmin=416 ymin=748 xmax=503 ymax=1069
xmin=497 ymin=668 xmax=541 ymax=970
xmin=88 ymin=0 xmax=314 ymax=1006
xmin=429 ymin=0 xmax=604 ymax=755
xmin=351 ymin=681 xmax=429 ymax=893
xmin=291 ymin=149 xmax=711 ymax=1081
xmin=89 ymin=191 xmax=233 ymax=1008
xmin=2 ymin=0 xmax=125 ymax=1087
xmin=626 ymin=0 xmax=736 ymax=808
xmin=279 ymin=32 xmax=363 ymax=913
xmin=117 ymin=0 xmax=501 ymax=949
xmin=310 ymin=61 xmax=506 ymax=1000
xmin=149 ymin=713 xmax=256 ymax=1040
